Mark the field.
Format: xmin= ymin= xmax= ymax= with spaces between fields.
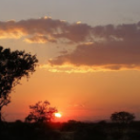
xmin=1 ymin=120 xmax=140 ymax=140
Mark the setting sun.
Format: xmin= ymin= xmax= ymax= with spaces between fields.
xmin=55 ymin=113 xmax=62 ymax=118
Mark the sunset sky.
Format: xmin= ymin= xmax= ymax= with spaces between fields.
xmin=1 ymin=0 xmax=140 ymax=122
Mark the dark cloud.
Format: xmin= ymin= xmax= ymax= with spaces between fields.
xmin=48 ymin=22 xmax=140 ymax=71
xmin=0 ymin=17 xmax=92 ymax=43
xmin=0 ymin=17 xmax=140 ymax=44
xmin=48 ymin=41 xmax=140 ymax=70
xmin=0 ymin=17 xmax=140 ymax=71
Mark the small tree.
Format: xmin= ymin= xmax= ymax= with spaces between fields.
xmin=25 ymin=101 xmax=57 ymax=123
xmin=0 ymin=46 xmax=38 ymax=122
xmin=111 ymin=111 xmax=135 ymax=124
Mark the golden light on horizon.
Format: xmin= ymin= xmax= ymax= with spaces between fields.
xmin=55 ymin=112 xmax=62 ymax=118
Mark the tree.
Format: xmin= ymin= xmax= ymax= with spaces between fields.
xmin=25 ymin=101 xmax=57 ymax=123
xmin=0 ymin=46 xmax=38 ymax=122
xmin=111 ymin=111 xmax=135 ymax=124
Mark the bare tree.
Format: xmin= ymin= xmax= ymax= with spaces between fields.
xmin=25 ymin=101 xmax=57 ymax=123
xmin=0 ymin=46 xmax=38 ymax=122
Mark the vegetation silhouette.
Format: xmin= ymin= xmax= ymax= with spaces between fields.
xmin=1 ymin=111 xmax=140 ymax=140
xmin=110 ymin=111 xmax=135 ymax=139
xmin=0 ymin=46 xmax=38 ymax=123
xmin=111 ymin=111 xmax=135 ymax=124
xmin=25 ymin=101 xmax=57 ymax=123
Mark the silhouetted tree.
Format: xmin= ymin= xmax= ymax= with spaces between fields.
xmin=111 ymin=111 xmax=135 ymax=124
xmin=25 ymin=101 xmax=57 ymax=123
xmin=0 ymin=46 xmax=38 ymax=122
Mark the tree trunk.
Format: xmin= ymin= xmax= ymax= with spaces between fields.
xmin=0 ymin=106 xmax=2 ymax=123
xmin=0 ymin=106 xmax=3 ymax=131
xmin=0 ymin=92 xmax=1 ymax=123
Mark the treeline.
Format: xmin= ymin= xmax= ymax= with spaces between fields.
xmin=1 ymin=120 xmax=140 ymax=140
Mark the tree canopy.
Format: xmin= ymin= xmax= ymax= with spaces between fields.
xmin=0 ymin=46 xmax=38 ymax=122
xmin=111 ymin=111 xmax=135 ymax=124
xmin=25 ymin=101 xmax=57 ymax=123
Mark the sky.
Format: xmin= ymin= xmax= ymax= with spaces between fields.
xmin=1 ymin=0 xmax=140 ymax=122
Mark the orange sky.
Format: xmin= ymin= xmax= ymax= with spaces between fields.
xmin=3 ymin=67 xmax=140 ymax=122
xmin=1 ymin=0 xmax=140 ymax=122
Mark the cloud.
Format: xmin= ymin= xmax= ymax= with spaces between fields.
xmin=0 ymin=17 xmax=140 ymax=44
xmin=68 ymin=102 xmax=86 ymax=110
xmin=47 ymin=41 xmax=140 ymax=71
xmin=0 ymin=17 xmax=92 ymax=43
xmin=1 ymin=17 xmax=140 ymax=71
xmin=46 ymin=21 xmax=140 ymax=72
xmin=25 ymin=35 xmax=56 ymax=44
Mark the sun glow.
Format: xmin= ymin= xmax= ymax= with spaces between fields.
xmin=55 ymin=113 xmax=62 ymax=118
